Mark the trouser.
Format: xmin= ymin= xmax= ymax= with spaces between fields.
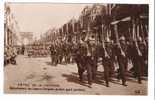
xmin=58 ymin=55 xmax=63 ymax=64
xmin=75 ymin=55 xmax=85 ymax=81
xmin=64 ymin=54 xmax=68 ymax=64
xmin=77 ymin=61 xmax=85 ymax=81
xmin=85 ymin=56 xmax=96 ymax=85
xmin=51 ymin=54 xmax=58 ymax=66
xmin=51 ymin=55 xmax=54 ymax=65
xmin=102 ymin=57 xmax=110 ymax=87
xmin=54 ymin=54 xmax=58 ymax=65
xmin=76 ymin=55 xmax=96 ymax=85
xmin=117 ymin=56 xmax=127 ymax=85
xmin=67 ymin=54 xmax=71 ymax=63
xmin=109 ymin=59 xmax=115 ymax=77
xmin=132 ymin=57 xmax=142 ymax=84
xmin=10 ymin=56 xmax=16 ymax=65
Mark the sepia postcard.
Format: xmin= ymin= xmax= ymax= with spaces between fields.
xmin=4 ymin=2 xmax=149 ymax=95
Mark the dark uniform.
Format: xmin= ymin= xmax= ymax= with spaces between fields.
xmin=64 ymin=42 xmax=68 ymax=64
xmin=100 ymin=41 xmax=115 ymax=87
xmin=85 ymin=38 xmax=97 ymax=85
xmin=128 ymin=41 xmax=143 ymax=84
xmin=115 ymin=37 xmax=128 ymax=86
xmin=57 ymin=43 xmax=63 ymax=64
xmin=21 ymin=45 xmax=25 ymax=55
xmin=67 ymin=42 xmax=72 ymax=63
xmin=105 ymin=41 xmax=115 ymax=77
xmin=138 ymin=40 xmax=148 ymax=76
xmin=101 ymin=47 xmax=110 ymax=87
xmin=50 ymin=43 xmax=57 ymax=66
xmin=74 ymin=41 xmax=87 ymax=82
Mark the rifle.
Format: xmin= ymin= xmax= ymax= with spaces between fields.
xmin=114 ymin=24 xmax=126 ymax=57
xmin=101 ymin=24 xmax=110 ymax=59
xmin=132 ymin=18 xmax=142 ymax=57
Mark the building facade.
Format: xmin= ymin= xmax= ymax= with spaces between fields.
xmin=4 ymin=3 xmax=20 ymax=47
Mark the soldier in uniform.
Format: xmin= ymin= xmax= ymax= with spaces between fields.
xmin=64 ymin=41 xmax=68 ymax=64
xmin=70 ymin=42 xmax=75 ymax=63
xmin=115 ymin=36 xmax=128 ymax=86
xmin=56 ymin=43 xmax=60 ymax=64
xmin=74 ymin=34 xmax=96 ymax=87
xmin=62 ymin=42 xmax=66 ymax=64
xmin=71 ymin=42 xmax=78 ymax=63
xmin=66 ymin=42 xmax=72 ymax=64
xmin=49 ymin=43 xmax=56 ymax=65
xmin=58 ymin=42 xmax=63 ymax=64
xmin=21 ymin=45 xmax=25 ymax=55
xmin=137 ymin=37 xmax=148 ymax=76
xmin=144 ymin=37 xmax=148 ymax=76
xmin=101 ymin=38 xmax=115 ymax=87
xmin=128 ymin=38 xmax=143 ymax=84
xmin=85 ymin=35 xmax=97 ymax=85
xmin=54 ymin=42 xmax=59 ymax=65
xmin=74 ymin=40 xmax=86 ymax=82
xmin=105 ymin=39 xmax=115 ymax=78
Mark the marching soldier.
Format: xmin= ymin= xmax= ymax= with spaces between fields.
xmin=74 ymin=34 xmax=97 ymax=87
xmin=100 ymin=42 xmax=110 ymax=87
xmin=85 ymin=35 xmax=97 ymax=85
xmin=58 ymin=42 xmax=63 ymax=64
xmin=101 ymin=38 xmax=115 ymax=87
xmin=62 ymin=42 xmax=66 ymax=64
xmin=115 ymin=36 xmax=128 ymax=86
xmin=55 ymin=42 xmax=59 ymax=65
xmin=137 ymin=37 xmax=148 ymax=76
xmin=49 ymin=43 xmax=57 ymax=65
xmin=74 ymin=39 xmax=87 ymax=82
xmin=105 ymin=39 xmax=115 ymax=78
xmin=64 ymin=42 xmax=68 ymax=64
xmin=66 ymin=42 xmax=72 ymax=64
xmin=21 ymin=45 xmax=25 ymax=55
xmin=128 ymin=38 xmax=143 ymax=84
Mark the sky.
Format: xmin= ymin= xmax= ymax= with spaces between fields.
xmin=9 ymin=3 xmax=91 ymax=39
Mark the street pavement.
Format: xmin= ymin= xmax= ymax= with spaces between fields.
xmin=4 ymin=55 xmax=147 ymax=95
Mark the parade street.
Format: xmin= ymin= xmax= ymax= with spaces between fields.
xmin=4 ymin=55 xmax=147 ymax=95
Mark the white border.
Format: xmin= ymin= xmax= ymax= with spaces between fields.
xmin=0 ymin=0 xmax=154 ymax=100
xmin=2 ymin=0 xmax=150 ymax=4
